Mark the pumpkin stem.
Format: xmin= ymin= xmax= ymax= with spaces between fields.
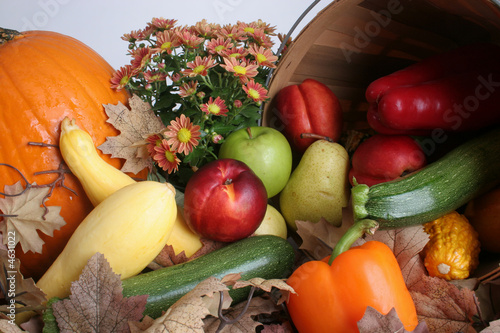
xmin=0 ymin=28 xmax=22 ymax=45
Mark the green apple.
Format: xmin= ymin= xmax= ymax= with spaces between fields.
xmin=253 ymin=204 xmax=288 ymax=239
xmin=218 ymin=126 xmax=292 ymax=198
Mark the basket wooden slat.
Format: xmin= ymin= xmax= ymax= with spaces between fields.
xmin=263 ymin=0 xmax=500 ymax=132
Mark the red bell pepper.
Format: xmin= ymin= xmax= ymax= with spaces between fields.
xmin=286 ymin=219 xmax=419 ymax=332
xmin=273 ymin=78 xmax=343 ymax=153
xmin=366 ymin=43 xmax=500 ymax=134
xmin=349 ymin=134 xmax=426 ymax=186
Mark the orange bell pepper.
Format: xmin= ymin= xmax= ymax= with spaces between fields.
xmin=286 ymin=220 xmax=418 ymax=332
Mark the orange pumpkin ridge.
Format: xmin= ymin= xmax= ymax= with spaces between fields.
xmin=0 ymin=29 xmax=147 ymax=280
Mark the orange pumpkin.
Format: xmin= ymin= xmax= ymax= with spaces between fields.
xmin=0 ymin=28 xmax=146 ymax=280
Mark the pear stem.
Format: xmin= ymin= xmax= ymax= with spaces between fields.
xmin=300 ymin=133 xmax=334 ymax=142
xmin=327 ymin=219 xmax=379 ymax=265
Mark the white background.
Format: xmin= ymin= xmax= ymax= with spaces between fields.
xmin=0 ymin=0 xmax=332 ymax=70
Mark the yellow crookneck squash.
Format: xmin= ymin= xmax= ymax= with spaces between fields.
xmin=0 ymin=28 xmax=146 ymax=280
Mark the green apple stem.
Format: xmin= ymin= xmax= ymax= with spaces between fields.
xmin=246 ymin=127 xmax=253 ymax=139
xmin=300 ymin=133 xmax=334 ymax=142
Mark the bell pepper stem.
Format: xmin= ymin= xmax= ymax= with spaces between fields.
xmin=328 ymin=219 xmax=379 ymax=265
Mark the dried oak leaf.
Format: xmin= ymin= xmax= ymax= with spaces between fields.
xmin=98 ymin=95 xmax=165 ymax=175
xmin=52 ymin=252 xmax=148 ymax=333
xmin=231 ymin=278 xmax=296 ymax=304
xmin=0 ymin=181 xmax=66 ymax=254
xmin=410 ymin=275 xmax=479 ymax=333
xmin=203 ymin=296 xmax=280 ymax=333
xmin=143 ymin=276 xmax=231 ymax=333
xmin=358 ymin=306 xmax=430 ymax=333
xmin=0 ymin=250 xmax=46 ymax=314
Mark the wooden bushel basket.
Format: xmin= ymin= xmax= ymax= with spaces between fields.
xmin=262 ymin=0 xmax=500 ymax=132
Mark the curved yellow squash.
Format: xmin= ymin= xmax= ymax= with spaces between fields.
xmin=36 ymin=180 xmax=177 ymax=300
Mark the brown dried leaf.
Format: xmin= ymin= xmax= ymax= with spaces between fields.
xmin=232 ymin=278 xmax=296 ymax=304
xmin=0 ymin=319 xmax=27 ymax=332
xmin=411 ymin=275 xmax=478 ymax=333
xmin=358 ymin=307 xmax=430 ymax=333
xmin=151 ymin=239 xmax=226 ymax=269
xmin=143 ymin=276 xmax=231 ymax=333
xmin=203 ymin=296 xmax=280 ymax=333
xmin=98 ymin=95 xmax=165 ymax=174
xmin=52 ymin=252 xmax=148 ymax=333
xmin=0 ymin=250 xmax=46 ymax=314
xmin=361 ymin=225 xmax=429 ymax=289
xmin=0 ymin=182 xmax=66 ymax=254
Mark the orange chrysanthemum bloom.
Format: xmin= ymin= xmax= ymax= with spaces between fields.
xmin=243 ymin=79 xmax=269 ymax=103
xmin=149 ymin=17 xmax=177 ymax=30
xmin=155 ymin=30 xmax=181 ymax=54
xmin=200 ymin=96 xmax=229 ymax=116
xmin=130 ymin=47 xmax=152 ymax=70
xmin=146 ymin=134 xmax=164 ymax=157
xmin=183 ymin=56 xmax=216 ymax=77
xmin=164 ymin=114 xmax=201 ymax=155
xmin=222 ymin=47 xmax=249 ymax=59
xmin=179 ymin=80 xmax=198 ymax=98
xmin=153 ymin=139 xmax=181 ymax=174
xmin=110 ymin=65 xmax=137 ymax=90
xmin=221 ymin=57 xmax=259 ymax=84
xmin=206 ymin=37 xmax=234 ymax=56
xmin=248 ymin=44 xmax=278 ymax=68
xmin=143 ymin=70 xmax=168 ymax=83
xmin=176 ymin=28 xmax=205 ymax=48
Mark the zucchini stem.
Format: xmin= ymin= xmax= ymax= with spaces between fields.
xmin=328 ymin=219 xmax=379 ymax=265
xmin=351 ymin=183 xmax=370 ymax=220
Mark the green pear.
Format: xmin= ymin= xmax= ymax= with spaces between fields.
xmin=279 ymin=139 xmax=350 ymax=230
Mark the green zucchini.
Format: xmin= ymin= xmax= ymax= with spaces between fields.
xmin=121 ymin=235 xmax=295 ymax=318
xmin=352 ymin=127 xmax=500 ymax=228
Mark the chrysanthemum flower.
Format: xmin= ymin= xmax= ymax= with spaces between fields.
xmin=248 ymin=44 xmax=278 ymax=68
xmin=110 ymin=65 xmax=137 ymax=90
xmin=200 ymin=96 xmax=229 ymax=116
xmin=130 ymin=47 xmax=152 ymax=70
xmin=153 ymin=139 xmax=181 ymax=174
xmin=217 ymin=24 xmax=247 ymax=41
xmin=177 ymin=28 xmax=205 ymax=49
xmin=121 ymin=29 xmax=146 ymax=42
xmin=206 ymin=37 xmax=234 ymax=56
xmin=149 ymin=17 xmax=177 ymax=30
xmin=254 ymin=19 xmax=277 ymax=35
xmin=237 ymin=21 xmax=258 ymax=36
xmin=221 ymin=57 xmax=259 ymax=84
xmin=193 ymin=19 xmax=219 ymax=38
xmin=243 ymin=80 xmax=269 ymax=103
xmin=154 ymin=30 xmax=181 ymax=54
xmin=183 ymin=56 xmax=216 ymax=77
xmin=143 ymin=70 xmax=168 ymax=83
xmin=164 ymin=114 xmax=201 ymax=155
xmin=179 ymin=80 xmax=198 ymax=98
xmin=222 ymin=47 xmax=249 ymax=59
xmin=146 ymin=134 xmax=164 ymax=157
xmin=251 ymin=29 xmax=274 ymax=48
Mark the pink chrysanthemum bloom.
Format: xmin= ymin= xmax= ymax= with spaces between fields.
xmin=206 ymin=37 xmax=234 ymax=56
xmin=170 ymin=72 xmax=182 ymax=83
xmin=179 ymin=80 xmax=198 ymax=98
xmin=146 ymin=134 xmax=164 ymax=157
xmin=200 ymin=96 xmax=229 ymax=116
xmin=121 ymin=29 xmax=146 ymax=42
xmin=110 ymin=65 xmax=137 ymax=90
xmin=177 ymin=28 xmax=205 ymax=49
xmin=143 ymin=70 xmax=168 ymax=83
xmin=243 ymin=79 xmax=269 ymax=103
xmin=154 ymin=30 xmax=181 ymax=54
xmin=222 ymin=47 xmax=249 ymax=59
xmin=217 ymin=24 xmax=247 ymax=41
xmin=254 ymin=19 xmax=277 ymax=35
xmin=212 ymin=133 xmax=224 ymax=144
xmin=237 ymin=21 xmax=259 ymax=38
xmin=183 ymin=56 xmax=216 ymax=77
xmin=164 ymin=114 xmax=201 ymax=155
xmin=130 ymin=47 xmax=152 ymax=70
xmin=233 ymin=99 xmax=243 ymax=108
xmin=221 ymin=57 xmax=259 ymax=84
xmin=251 ymin=29 xmax=274 ymax=48
xmin=149 ymin=17 xmax=177 ymax=30
xmin=153 ymin=140 xmax=181 ymax=174
xmin=248 ymin=44 xmax=278 ymax=68
xmin=193 ymin=19 xmax=219 ymax=38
